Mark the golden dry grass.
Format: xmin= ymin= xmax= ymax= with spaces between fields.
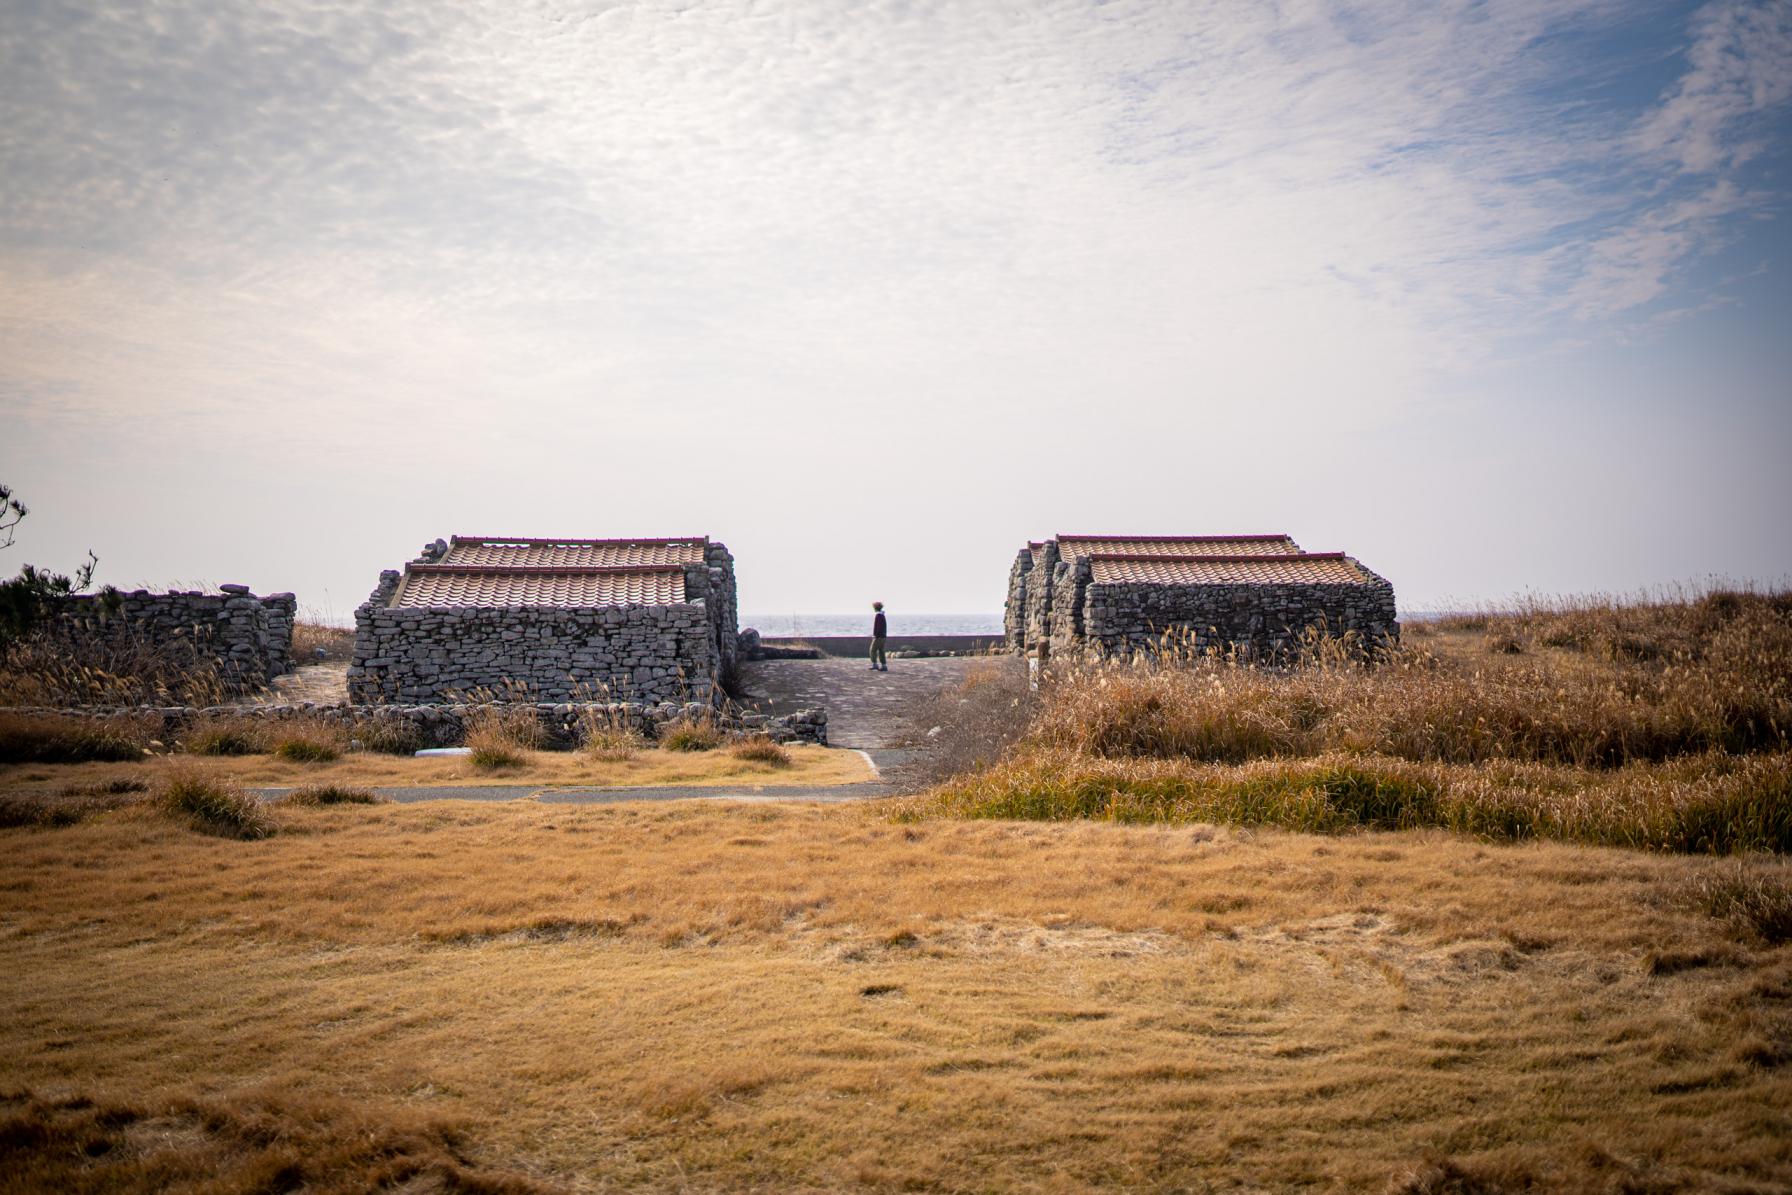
xmin=920 ymin=593 xmax=1791 ymax=853
xmin=0 ymin=742 xmax=869 ymax=797
xmin=2 ymin=798 xmax=1789 ymax=1191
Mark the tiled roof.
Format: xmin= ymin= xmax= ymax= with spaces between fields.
xmin=1089 ymin=552 xmax=1370 ymax=587
xmin=1058 ymin=534 xmax=1300 ymax=561
xmin=443 ymin=536 xmax=708 ymax=569
xmin=393 ymin=565 xmax=687 ymax=608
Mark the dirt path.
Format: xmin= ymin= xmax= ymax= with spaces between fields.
xmin=253 ymin=663 xmax=349 ymax=705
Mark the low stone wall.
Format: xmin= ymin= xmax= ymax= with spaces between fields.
xmin=752 ymin=635 xmax=1005 ymax=659
xmin=348 ymin=589 xmax=720 ymax=706
xmin=1079 ymin=575 xmax=1400 ymax=658
xmin=19 ymin=701 xmax=828 ymax=747
xmin=50 ymin=586 xmax=295 ymax=692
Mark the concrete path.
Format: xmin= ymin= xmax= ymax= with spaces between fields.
xmin=736 ymin=656 xmax=1010 ymax=749
xmin=251 ymin=782 xmax=894 ymax=805
xmin=242 ymin=653 xmax=1014 ymax=802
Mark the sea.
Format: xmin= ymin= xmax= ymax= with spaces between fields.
xmin=741 ymin=613 xmax=1003 ymax=638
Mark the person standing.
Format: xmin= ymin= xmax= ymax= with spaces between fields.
xmin=870 ymin=601 xmax=888 ymax=671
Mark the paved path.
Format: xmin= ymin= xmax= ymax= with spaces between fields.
xmin=737 ymin=656 xmax=1009 ymax=749
xmin=243 ymin=654 xmax=1012 ymax=800
xmin=251 ymin=782 xmax=893 ymax=805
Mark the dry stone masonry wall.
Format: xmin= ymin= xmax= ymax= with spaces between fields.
xmin=1007 ymin=535 xmax=1398 ymax=660
xmin=347 ymin=537 xmax=738 ymax=706
xmin=1079 ymin=574 xmax=1398 ymax=658
xmin=15 ymin=700 xmax=827 ymax=747
xmin=51 ymin=586 xmax=295 ymax=692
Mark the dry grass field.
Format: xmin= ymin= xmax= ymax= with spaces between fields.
xmin=2 ymin=592 xmax=1788 ymax=1190
xmin=2 ymin=798 xmax=1791 ymax=1192
xmin=913 ymin=592 xmax=1791 ymax=855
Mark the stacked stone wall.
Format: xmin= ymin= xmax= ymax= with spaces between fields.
xmin=1004 ymin=538 xmax=1399 ymax=660
xmin=1003 ymin=550 xmax=1032 ymax=652
xmin=49 ymin=586 xmax=295 ymax=692
xmin=1021 ymin=542 xmax=1061 ymax=651
xmin=1082 ymin=569 xmax=1399 ymax=658
xmin=347 ymin=601 xmax=720 ymax=706
xmin=14 ymin=701 xmax=827 ymax=747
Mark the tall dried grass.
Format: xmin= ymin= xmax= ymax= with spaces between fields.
xmin=155 ymin=765 xmax=275 ymax=839
xmin=913 ymin=592 xmax=1791 ymax=854
xmin=0 ymin=627 xmax=234 ymax=707
xmin=463 ymin=704 xmax=542 ymax=770
xmin=0 ymin=711 xmax=155 ymax=763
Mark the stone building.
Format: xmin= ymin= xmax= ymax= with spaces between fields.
xmin=348 ymin=535 xmax=739 ymax=705
xmin=1005 ymin=533 xmax=1397 ymax=660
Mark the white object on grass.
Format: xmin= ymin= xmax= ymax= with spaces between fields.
xmin=415 ymin=747 xmax=473 ymax=757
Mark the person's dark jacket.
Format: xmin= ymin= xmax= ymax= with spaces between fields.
xmin=873 ymin=611 xmax=887 ymax=638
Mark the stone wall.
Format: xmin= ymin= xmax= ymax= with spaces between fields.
xmin=1006 ymin=538 xmax=1399 ymax=660
xmin=15 ymin=700 xmax=828 ymax=747
xmin=348 ymin=538 xmax=740 ymax=707
xmin=347 ymin=596 xmax=721 ymax=705
xmin=689 ymin=541 xmax=741 ymax=676
xmin=50 ymin=586 xmax=295 ymax=692
xmin=1003 ymin=549 xmax=1032 ymax=652
xmin=1079 ymin=569 xmax=1399 ymax=659
xmin=1021 ymin=541 xmax=1062 ymax=651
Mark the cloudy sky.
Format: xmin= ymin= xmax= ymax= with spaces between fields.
xmin=2 ymin=0 xmax=1788 ymax=621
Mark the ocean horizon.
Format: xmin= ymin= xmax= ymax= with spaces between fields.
xmin=742 ymin=613 xmax=1003 ymax=638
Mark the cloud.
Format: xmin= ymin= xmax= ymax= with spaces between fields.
xmin=1633 ymin=0 xmax=1792 ymax=173
xmin=0 ymin=0 xmax=1787 ymax=611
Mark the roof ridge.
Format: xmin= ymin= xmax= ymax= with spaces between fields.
xmin=1056 ymin=533 xmax=1294 ymax=543
xmin=408 ymin=563 xmax=688 ymax=576
xmin=450 ymin=535 xmax=710 ymax=547
xmin=1086 ymin=551 xmax=1342 ymax=564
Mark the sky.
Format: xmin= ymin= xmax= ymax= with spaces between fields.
xmin=1 ymin=0 xmax=1788 ymax=623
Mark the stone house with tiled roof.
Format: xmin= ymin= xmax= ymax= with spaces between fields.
xmin=348 ymin=535 xmax=738 ymax=705
xmin=1006 ymin=533 xmax=1396 ymax=660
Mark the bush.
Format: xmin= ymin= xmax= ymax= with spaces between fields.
xmin=156 ymin=767 xmax=275 ymax=839
xmin=462 ymin=705 xmax=540 ymax=771
xmin=1688 ymin=864 xmax=1792 ymax=944
xmin=60 ymin=777 xmax=149 ymax=796
xmin=0 ymin=712 xmax=153 ymax=763
xmin=0 ymin=625 xmax=233 ymax=707
xmin=351 ymin=717 xmax=423 ymax=756
xmin=0 ymin=783 xmax=147 ymax=829
xmin=272 ymin=725 xmax=344 ymax=763
xmin=182 ymin=715 xmax=268 ymax=757
xmin=284 ymin=784 xmax=383 ymax=806
xmin=1025 ymin=591 xmax=1790 ymax=770
xmin=728 ymin=735 xmax=791 ymax=768
xmin=660 ymin=718 xmax=723 ymax=753
xmin=575 ymin=704 xmax=644 ymax=762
